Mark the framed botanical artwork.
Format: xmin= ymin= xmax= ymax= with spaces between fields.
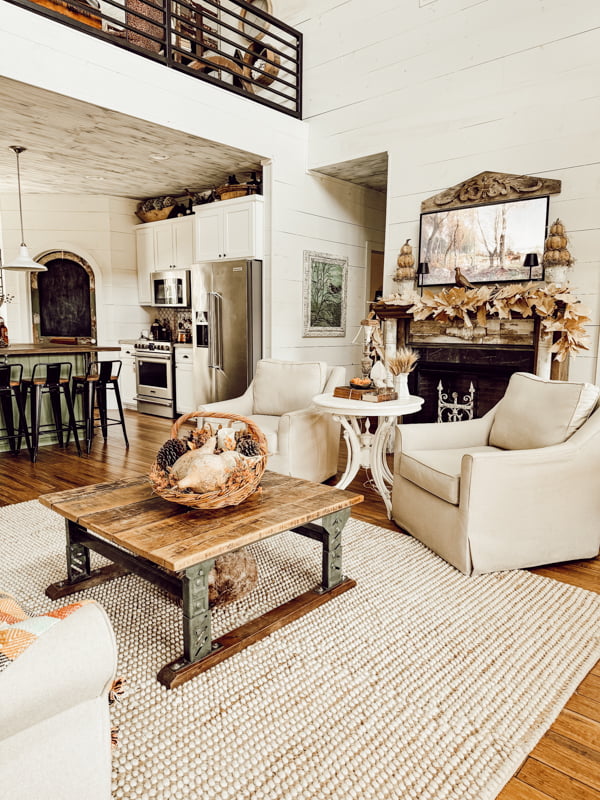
xmin=303 ymin=251 xmax=348 ymax=337
xmin=419 ymin=195 xmax=549 ymax=285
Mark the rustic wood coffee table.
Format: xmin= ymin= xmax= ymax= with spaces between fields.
xmin=39 ymin=472 xmax=363 ymax=688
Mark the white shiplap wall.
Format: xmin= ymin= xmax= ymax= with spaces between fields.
xmin=278 ymin=0 xmax=600 ymax=382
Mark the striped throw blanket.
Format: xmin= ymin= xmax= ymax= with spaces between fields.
xmin=0 ymin=590 xmax=92 ymax=673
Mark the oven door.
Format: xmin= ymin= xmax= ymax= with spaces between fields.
xmin=135 ymin=354 xmax=173 ymax=402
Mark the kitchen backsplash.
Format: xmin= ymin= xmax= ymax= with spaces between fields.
xmin=149 ymin=308 xmax=192 ymax=342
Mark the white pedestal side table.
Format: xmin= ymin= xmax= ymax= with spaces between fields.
xmin=312 ymin=392 xmax=424 ymax=517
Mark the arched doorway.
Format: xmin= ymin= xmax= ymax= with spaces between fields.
xmin=30 ymin=251 xmax=97 ymax=344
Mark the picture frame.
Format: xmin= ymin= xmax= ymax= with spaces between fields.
xmin=302 ymin=251 xmax=348 ymax=337
xmin=419 ymin=195 xmax=549 ymax=285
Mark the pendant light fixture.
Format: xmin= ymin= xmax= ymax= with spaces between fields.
xmin=3 ymin=146 xmax=46 ymax=272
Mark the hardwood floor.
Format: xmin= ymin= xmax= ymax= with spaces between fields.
xmin=0 ymin=408 xmax=598 ymax=799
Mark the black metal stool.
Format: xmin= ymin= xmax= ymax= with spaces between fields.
xmin=69 ymin=360 xmax=129 ymax=453
xmin=0 ymin=362 xmax=32 ymax=459
xmin=23 ymin=362 xmax=81 ymax=462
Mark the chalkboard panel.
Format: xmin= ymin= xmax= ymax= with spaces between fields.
xmin=38 ymin=258 xmax=92 ymax=338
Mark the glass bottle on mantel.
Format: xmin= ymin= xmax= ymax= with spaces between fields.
xmin=0 ymin=316 xmax=8 ymax=347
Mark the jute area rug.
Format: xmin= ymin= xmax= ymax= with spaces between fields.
xmin=2 ymin=500 xmax=599 ymax=800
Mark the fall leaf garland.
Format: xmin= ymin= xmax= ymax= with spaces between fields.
xmin=387 ymin=282 xmax=590 ymax=361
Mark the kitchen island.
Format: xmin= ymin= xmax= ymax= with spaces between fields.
xmin=1 ymin=343 xmax=121 ymax=453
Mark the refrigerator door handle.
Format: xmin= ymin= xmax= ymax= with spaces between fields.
xmin=208 ymin=291 xmax=223 ymax=370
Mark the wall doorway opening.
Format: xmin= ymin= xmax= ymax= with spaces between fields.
xmin=366 ymin=242 xmax=385 ymax=304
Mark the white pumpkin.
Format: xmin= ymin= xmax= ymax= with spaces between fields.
xmin=169 ymin=437 xmax=216 ymax=479
xmin=177 ymin=452 xmax=243 ymax=493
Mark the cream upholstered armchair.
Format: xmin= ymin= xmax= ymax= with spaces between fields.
xmin=199 ymin=359 xmax=345 ymax=483
xmin=0 ymin=598 xmax=117 ymax=800
xmin=391 ymin=372 xmax=600 ymax=575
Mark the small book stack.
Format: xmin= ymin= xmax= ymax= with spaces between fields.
xmin=333 ymin=386 xmax=398 ymax=402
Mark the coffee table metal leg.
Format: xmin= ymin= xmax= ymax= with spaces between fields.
xmin=66 ymin=522 xmax=91 ymax=583
xmin=182 ymin=559 xmax=215 ymax=663
xmin=320 ymin=508 xmax=350 ymax=590
xmin=45 ymin=520 xmax=130 ymax=600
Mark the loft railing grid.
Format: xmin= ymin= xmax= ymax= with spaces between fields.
xmin=7 ymin=0 xmax=302 ymax=118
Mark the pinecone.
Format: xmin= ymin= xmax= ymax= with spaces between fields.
xmin=156 ymin=438 xmax=188 ymax=471
xmin=235 ymin=435 xmax=262 ymax=458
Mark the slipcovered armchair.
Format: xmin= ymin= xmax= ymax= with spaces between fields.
xmin=391 ymin=372 xmax=600 ymax=575
xmin=199 ymin=359 xmax=345 ymax=483
xmin=0 ymin=598 xmax=118 ymax=800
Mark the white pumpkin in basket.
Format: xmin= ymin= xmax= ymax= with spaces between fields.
xmin=176 ymin=451 xmax=244 ymax=493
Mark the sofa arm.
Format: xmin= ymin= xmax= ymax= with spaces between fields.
xmin=462 ymin=440 xmax=600 ymax=571
xmin=0 ymin=602 xmax=117 ymax=742
xmin=197 ymin=384 xmax=254 ymax=418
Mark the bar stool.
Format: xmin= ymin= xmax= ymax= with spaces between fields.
xmin=69 ymin=360 xmax=129 ymax=453
xmin=0 ymin=362 xmax=33 ymax=459
xmin=23 ymin=362 xmax=81 ymax=463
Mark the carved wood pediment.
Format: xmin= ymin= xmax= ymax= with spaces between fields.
xmin=421 ymin=171 xmax=561 ymax=213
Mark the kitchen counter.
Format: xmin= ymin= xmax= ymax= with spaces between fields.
xmin=2 ymin=343 xmax=120 ymax=356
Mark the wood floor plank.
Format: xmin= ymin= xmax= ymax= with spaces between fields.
xmin=530 ymin=732 xmax=600 ymax=790
xmin=551 ymin=709 xmax=600 ymax=755
xmin=566 ymin=693 xmax=600 ymax=724
xmin=518 ymin=758 xmax=600 ymax=800
xmin=496 ymin=778 xmax=553 ymax=799
xmin=578 ymin=674 xmax=600 ymax=704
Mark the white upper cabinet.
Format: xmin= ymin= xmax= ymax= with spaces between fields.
xmin=193 ymin=195 xmax=264 ymax=262
xmin=135 ymin=216 xmax=194 ymax=304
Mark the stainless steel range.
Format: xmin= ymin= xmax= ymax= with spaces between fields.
xmin=134 ymin=340 xmax=175 ymax=418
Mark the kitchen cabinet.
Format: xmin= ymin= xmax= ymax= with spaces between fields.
xmin=119 ymin=344 xmax=138 ymax=409
xmin=135 ymin=216 xmax=194 ymax=304
xmin=174 ymin=346 xmax=195 ymax=415
xmin=193 ymin=195 xmax=264 ymax=261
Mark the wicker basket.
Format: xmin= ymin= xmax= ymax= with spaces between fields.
xmin=136 ymin=206 xmax=175 ymax=223
xmin=148 ymin=410 xmax=268 ymax=510
xmin=215 ymin=184 xmax=258 ymax=201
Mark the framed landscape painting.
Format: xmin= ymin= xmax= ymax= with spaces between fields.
xmin=419 ymin=196 xmax=549 ymax=285
xmin=303 ymin=251 xmax=348 ymax=337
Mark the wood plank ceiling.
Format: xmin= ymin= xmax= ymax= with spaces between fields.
xmin=0 ymin=77 xmax=263 ymax=199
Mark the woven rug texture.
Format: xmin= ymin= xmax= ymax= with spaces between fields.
xmin=1 ymin=500 xmax=599 ymax=800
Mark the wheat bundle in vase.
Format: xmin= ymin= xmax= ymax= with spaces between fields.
xmin=387 ymin=346 xmax=419 ymax=376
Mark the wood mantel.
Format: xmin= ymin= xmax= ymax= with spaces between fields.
xmin=372 ymin=301 xmax=568 ymax=381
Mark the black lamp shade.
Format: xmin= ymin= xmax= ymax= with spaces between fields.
xmin=523 ymin=253 xmax=539 ymax=268
xmin=418 ymin=262 xmax=430 ymax=274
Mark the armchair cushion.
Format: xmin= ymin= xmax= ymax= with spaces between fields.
xmin=252 ymin=359 xmax=327 ymax=416
xmin=400 ymin=446 xmax=499 ymax=505
xmin=489 ymin=372 xmax=599 ymax=450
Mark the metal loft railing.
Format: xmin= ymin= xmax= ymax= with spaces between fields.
xmin=7 ymin=0 xmax=303 ymax=118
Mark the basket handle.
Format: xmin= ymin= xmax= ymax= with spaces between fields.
xmin=169 ymin=410 xmax=268 ymax=453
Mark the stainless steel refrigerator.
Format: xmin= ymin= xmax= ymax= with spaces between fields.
xmin=191 ymin=259 xmax=262 ymax=406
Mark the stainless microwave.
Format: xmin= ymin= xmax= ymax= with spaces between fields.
xmin=150 ymin=269 xmax=191 ymax=307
